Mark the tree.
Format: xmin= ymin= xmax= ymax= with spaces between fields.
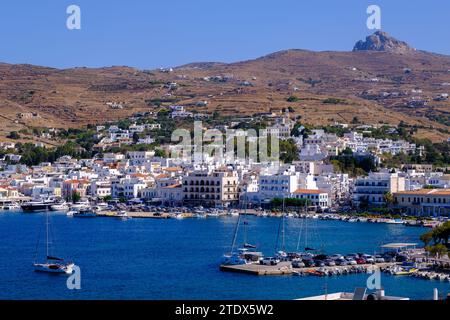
xmin=132 ymin=132 xmax=140 ymax=144
xmin=7 ymin=131 xmax=20 ymax=140
xmin=71 ymin=191 xmax=81 ymax=204
xmin=420 ymin=221 xmax=450 ymax=246
xmin=279 ymin=139 xmax=299 ymax=163
xmin=426 ymin=244 xmax=448 ymax=258
xmin=286 ymin=96 xmax=299 ymax=103
xmin=102 ymin=195 xmax=113 ymax=202
xmin=420 ymin=231 xmax=433 ymax=247
xmin=383 ymin=192 xmax=394 ymax=207
xmin=154 ymin=149 xmax=166 ymax=158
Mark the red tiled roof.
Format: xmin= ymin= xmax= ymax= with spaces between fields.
xmin=395 ymin=189 xmax=450 ymax=196
xmin=293 ymin=189 xmax=327 ymax=194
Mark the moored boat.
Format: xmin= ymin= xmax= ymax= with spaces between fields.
xmin=0 ymin=201 xmax=21 ymax=211
xmin=34 ymin=260 xmax=75 ymax=274
xmin=33 ymin=210 xmax=74 ymax=274
xmin=73 ymin=208 xmax=97 ymax=218
xmin=22 ymin=198 xmax=58 ymax=212
xmin=50 ymin=202 xmax=70 ymax=211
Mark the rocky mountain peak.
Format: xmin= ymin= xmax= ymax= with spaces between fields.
xmin=353 ymin=31 xmax=414 ymax=54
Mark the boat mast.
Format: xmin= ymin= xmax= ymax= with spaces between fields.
xmin=275 ymin=195 xmax=286 ymax=253
xmin=243 ymin=196 xmax=247 ymax=245
xmin=304 ymin=201 xmax=308 ymax=250
xmin=230 ymin=209 xmax=241 ymax=253
xmin=281 ymin=196 xmax=285 ymax=252
xmin=296 ymin=204 xmax=304 ymax=252
xmin=45 ymin=211 xmax=49 ymax=261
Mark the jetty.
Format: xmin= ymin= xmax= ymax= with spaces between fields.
xmin=220 ymin=262 xmax=396 ymax=276
xmin=220 ymin=261 xmax=293 ymax=275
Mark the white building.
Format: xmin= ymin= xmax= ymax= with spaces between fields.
xmin=291 ymin=189 xmax=330 ymax=209
xmin=111 ymin=177 xmax=147 ymax=199
xmin=353 ymin=172 xmax=406 ymax=207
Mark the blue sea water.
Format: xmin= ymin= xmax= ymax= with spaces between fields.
xmin=0 ymin=212 xmax=448 ymax=300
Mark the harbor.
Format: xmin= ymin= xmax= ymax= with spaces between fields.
xmin=0 ymin=211 xmax=448 ymax=300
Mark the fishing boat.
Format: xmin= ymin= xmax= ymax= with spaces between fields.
xmin=33 ymin=210 xmax=74 ymax=274
xmin=73 ymin=208 xmax=97 ymax=218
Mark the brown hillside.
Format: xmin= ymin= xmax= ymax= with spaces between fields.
xmin=0 ymin=32 xmax=449 ymax=142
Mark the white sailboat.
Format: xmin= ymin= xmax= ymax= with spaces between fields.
xmin=221 ymin=196 xmax=260 ymax=265
xmin=33 ymin=211 xmax=74 ymax=274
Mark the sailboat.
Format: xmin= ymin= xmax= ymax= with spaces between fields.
xmin=33 ymin=211 xmax=74 ymax=274
xmin=221 ymin=196 xmax=261 ymax=265
xmin=274 ymin=196 xmax=288 ymax=260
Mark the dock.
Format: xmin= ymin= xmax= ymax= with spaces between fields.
xmin=220 ymin=262 xmax=397 ymax=276
xmin=220 ymin=261 xmax=293 ymax=275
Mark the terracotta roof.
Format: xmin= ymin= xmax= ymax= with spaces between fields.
xmin=163 ymin=183 xmax=182 ymax=189
xmin=130 ymin=173 xmax=148 ymax=178
xmin=163 ymin=167 xmax=182 ymax=172
xmin=395 ymin=189 xmax=450 ymax=196
xmin=155 ymin=174 xmax=169 ymax=179
xmin=64 ymin=179 xmax=89 ymax=184
xmin=293 ymin=189 xmax=327 ymax=194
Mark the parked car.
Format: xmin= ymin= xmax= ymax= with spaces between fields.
xmin=336 ymin=258 xmax=348 ymax=266
xmin=329 ymin=254 xmax=344 ymax=261
xmin=374 ymin=255 xmax=385 ymax=263
xmin=314 ymin=260 xmax=325 ymax=267
xmin=260 ymin=257 xmax=280 ymax=266
xmin=302 ymin=259 xmax=316 ymax=267
xmin=356 ymin=258 xmax=367 ymax=264
xmin=292 ymin=259 xmax=305 ymax=268
xmin=347 ymin=259 xmax=357 ymax=265
xmin=325 ymin=259 xmax=336 ymax=266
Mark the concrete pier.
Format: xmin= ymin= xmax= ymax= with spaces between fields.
xmin=220 ymin=262 xmax=396 ymax=276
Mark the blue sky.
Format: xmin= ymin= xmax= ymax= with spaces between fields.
xmin=0 ymin=0 xmax=448 ymax=69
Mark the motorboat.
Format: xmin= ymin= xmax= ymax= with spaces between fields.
xmin=66 ymin=210 xmax=77 ymax=217
xmin=50 ymin=202 xmax=70 ymax=211
xmin=385 ymin=219 xmax=404 ymax=224
xmin=115 ymin=210 xmax=131 ymax=219
xmin=70 ymin=200 xmax=91 ymax=210
xmin=93 ymin=202 xmax=109 ymax=212
xmin=73 ymin=208 xmax=97 ymax=218
xmin=22 ymin=198 xmax=58 ymax=212
xmin=0 ymin=201 xmax=21 ymax=211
